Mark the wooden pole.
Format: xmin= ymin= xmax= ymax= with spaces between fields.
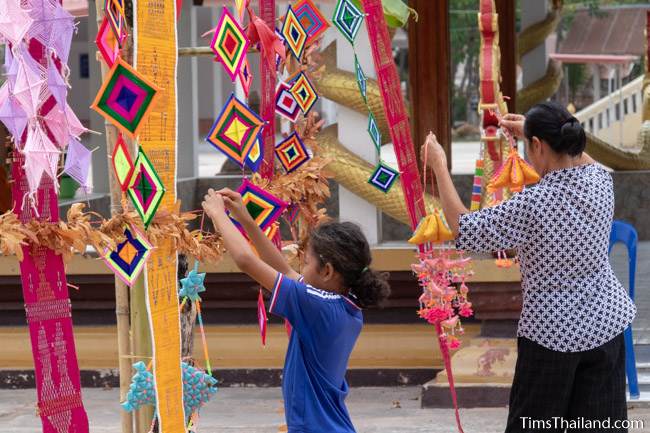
xmin=92 ymin=1 xmax=137 ymax=432
xmin=495 ymin=0 xmax=517 ymax=113
xmin=408 ymin=0 xmax=452 ymax=171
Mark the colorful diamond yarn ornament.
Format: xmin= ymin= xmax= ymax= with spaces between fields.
xmin=368 ymin=162 xmax=399 ymax=193
xmin=103 ymin=226 xmax=153 ymax=286
xmin=238 ymin=57 xmax=253 ymax=98
xmin=275 ymin=132 xmax=310 ymax=173
xmin=275 ymin=81 xmax=300 ymax=122
xmin=104 ymin=0 xmax=127 ymax=47
xmin=210 ymin=7 xmax=250 ymax=82
xmin=111 ymin=134 xmax=135 ymax=191
xmin=281 ymin=6 xmax=308 ymax=60
xmin=91 ymin=58 xmax=160 ymax=139
xmin=245 ymin=138 xmax=263 ymax=172
xmin=96 ymin=17 xmax=119 ymax=67
xmin=206 ymin=93 xmax=265 ymax=167
xmin=294 ymin=0 xmax=330 ymax=44
xmin=355 ymin=55 xmax=367 ymax=103
xmin=332 ymin=0 xmax=364 ymax=45
xmin=289 ymin=72 xmax=318 ymax=114
xmin=367 ymin=113 xmax=381 ymax=152
xmin=237 ymin=179 xmax=288 ymax=232
xmin=127 ymin=148 xmax=166 ymax=228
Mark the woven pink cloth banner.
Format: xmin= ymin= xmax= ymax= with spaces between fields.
xmin=258 ymin=0 xmax=276 ymax=179
xmin=361 ymin=1 xmax=464 ymax=431
xmin=10 ymin=28 xmax=89 ymax=433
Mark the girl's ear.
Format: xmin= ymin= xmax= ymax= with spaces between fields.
xmin=321 ymin=262 xmax=335 ymax=282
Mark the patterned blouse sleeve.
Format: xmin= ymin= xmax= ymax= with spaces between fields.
xmin=456 ymin=188 xmax=535 ymax=253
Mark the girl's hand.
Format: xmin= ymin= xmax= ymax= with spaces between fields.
xmin=500 ymin=114 xmax=525 ymax=138
xmin=420 ymin=132 xmax=447 ymax=173
xmin=202 ymin=189 xmax=226 ymax=220
xmin=217 ymin=188 xmax=252 ymax=224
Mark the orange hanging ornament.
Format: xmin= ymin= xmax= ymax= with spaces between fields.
xmin=487 ymin=149 xmax=540 ymax=193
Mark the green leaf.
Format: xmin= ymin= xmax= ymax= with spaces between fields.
xmin=351 ymin=0 xmax=416 ymax=28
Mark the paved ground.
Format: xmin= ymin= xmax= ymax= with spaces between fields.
xmin=3 ymin=387 xmax=649 ymax=433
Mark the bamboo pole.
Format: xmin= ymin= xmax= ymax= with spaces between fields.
xmin=92 ymin=1 xmax=136 ymax=432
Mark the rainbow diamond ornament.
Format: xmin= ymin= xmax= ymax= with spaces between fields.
xmin=355 ymin=55 xmax=367 ymax=103
xmin=289 ymin=72 xmax=318 ymax=114
xmin=96 ymin=16 xmax=119 ymax=67
xmin=206 ymin=93 xmax=265 ymax=167
xmin=237 ymin=179 xmax=288 ymax=232
xmin=103 ymin=226 xmax=152 ymax=286
xmin=127 ymin=148 xmax=166 ymax=228
xmin=275 ymin=81 xmax=300 ymax=122
xmin=333 ymin=0 xmax=364 ymax=45
xmin=238 ymin=57 xmax=253 ymax=98
xmin=368 ymin=162 xmax=399 ymax=193
xmin=104 ymin=0 xmax=127 ymax=47
xmin=91 ymin=58 xmax=159 ymax=139
xmin=210 ymin=7 xmax=250 ymax=82
xmin=111 ymin=134 xmax=135 ymax=191
xmin=275 ymin=132 xmax=310 ymax=173
xmin=245 ymin=138 xmax=263 ymax=172
xmin=281 ymin=6 xmax=308 ymax=60
xmin=294 ymin=0 xmax=330 ymax=44
xmin=368 ymin=113 xmax=381 ymax=152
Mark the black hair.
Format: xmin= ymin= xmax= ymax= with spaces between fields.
xmin=309 ymin=221 xmax=390 ymax=308
xmin=523 ymin=101 xmax=586 ymax=157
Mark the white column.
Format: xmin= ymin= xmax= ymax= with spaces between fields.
xmin=87 ymin=2 xmax=109 ymax=194
xmin=320 ymin=4 xmax=379 ymax=244
xmin=521 ymin=0 xmax=549 ymax=88
xmin=177 ymin=0 xmax=200 ymax=179
xmin=592 ymin=64 xmax=601 ymax=101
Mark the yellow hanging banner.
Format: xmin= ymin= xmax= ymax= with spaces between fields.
xmin=134 ymin=0 xmax=185 ymax=431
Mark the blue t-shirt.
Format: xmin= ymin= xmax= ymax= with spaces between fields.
xmin=269 ymin=273 xmax=363 ymax=433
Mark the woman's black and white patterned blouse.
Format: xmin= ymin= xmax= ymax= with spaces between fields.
xmin=457 ymin=164 xmax=636 ymax=352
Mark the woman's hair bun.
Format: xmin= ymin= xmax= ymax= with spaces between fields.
xmin=560 ymin=117 xmax=586 ymax=157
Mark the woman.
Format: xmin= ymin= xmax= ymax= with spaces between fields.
xmin=422 ymin=101 xmax=636 ymax=433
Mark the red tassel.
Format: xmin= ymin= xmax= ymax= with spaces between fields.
xmin=257 ymin=289 xmax=268 ymax=346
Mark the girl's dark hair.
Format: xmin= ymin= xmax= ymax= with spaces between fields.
xmin=523 ymin=101 xmax=586 ymax=157
xmin=309 ymin=221 xmax=390 ymax=308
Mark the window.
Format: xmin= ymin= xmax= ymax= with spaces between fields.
xmin=79 ymin=53 xmax=89 ymax=79
xmin=624 ymin=98 xmax=629 ymax=115
xmin=589 ymin=118 xmax=594 ymax=132
xmin=598 ymin=113 xmax=603 ymax=129
xmin=615 ymin=103 xmax=620 ymax=121
xmin=632 ymin=94 xmax=638 ymax=113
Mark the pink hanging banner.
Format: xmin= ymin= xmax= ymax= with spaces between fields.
xmin=361 ymin=1 xmax=464 ymax=431
xmin=258 ymin=0 xmax=276 ymax=179
xmin=11 ymin=153 xmax=89 ymax=433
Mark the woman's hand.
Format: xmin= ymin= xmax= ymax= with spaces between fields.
xmin=420 ymin=132 xmax=447 ymax=174
xmin=216 ymin=188 xmax=252 ymax=224
xmin=500 ymin=113 xmax=525 ymax=138
xmin=202 ymin=189 xmax=226 ymax=220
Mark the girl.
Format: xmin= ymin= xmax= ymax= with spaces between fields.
xmin=422 ymin=102 xmax=636 ymax=433
xmin=202 ymin=188 xmax=390 ymax=433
